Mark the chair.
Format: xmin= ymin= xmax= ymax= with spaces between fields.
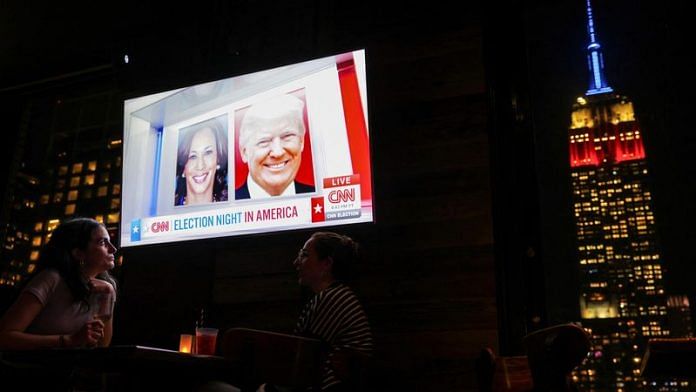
xmin=477 ymin=324 xmax=590 ymax=392
xmin=221 ymin=328 xmax=323 ymax=391
xmin=476 ymin=348 xmax=534 ymax=392
xmin=325 ymin=346 xmax=373 ymax=390
xmin=523 ymin=323 xmax=590 ymax=391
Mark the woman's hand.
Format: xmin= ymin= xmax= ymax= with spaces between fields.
xmin=88 ymin=278 xmax=115 ymax=296
xmin=87 ymin=279 xmax=115 ymax=347
xmin=67 ymin=319 xmax=105 ymax=348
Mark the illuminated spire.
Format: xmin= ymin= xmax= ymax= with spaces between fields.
xmin=585 ymin=0 xmax=613 ymax=95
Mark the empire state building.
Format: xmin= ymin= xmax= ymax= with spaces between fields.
xmin=568 ymin=1 xmax=680 ymax=390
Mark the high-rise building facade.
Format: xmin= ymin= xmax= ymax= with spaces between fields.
xmin=0 ymin=79 xmax=124 ymax=290
xmin=666 ymin=295 xmax=694 ymax=340
xmin=569 ymin=1 xmax=690 ymax=390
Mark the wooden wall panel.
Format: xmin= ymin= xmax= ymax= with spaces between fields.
xmin=207 ymin=24 xmax=495 ymax=392
xmin=115 ymin=3 xmax=496 ymax=391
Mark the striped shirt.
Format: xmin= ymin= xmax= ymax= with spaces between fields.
xmin=295 ymin=282 xmax=373 ymax=390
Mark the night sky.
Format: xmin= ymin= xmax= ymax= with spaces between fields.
xmin=524 ymin=0 xmax=696 ymax=323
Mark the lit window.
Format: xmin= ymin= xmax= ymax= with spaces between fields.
xmin=98 ymin=186 xmax=108 ymax=197
xmin=110 ymin=198 xmax=120 ymax=210
xmin=34 ymin=222 xmax=43 ymax=232
xmin=58 ymin=166 xmax=68 ymax=176
xmin=40 ymin=194 xmax=50 ymax=205
xmin=44 ymin=233 xmax=51 ymax=244
xmin=47 ymin=219 xmax=60 ymax=232
xmin=100 ymin=172 xmax=110 ymax=183
xmin=68 ymin=190 xmax=78 ymax=201
xmin=112 ymin=184 xmax=121 ymax=195
xmin=70 ymin=176 xmax=80 ymax=187
xmin=31 ymin=236 xmax=41 ymax=247
xmin=72 ymin=163 xmax=83 ymax=174
xmin=107 ymin=213 xmax=120 ymax=224
xmin=65 ymin=204 xmax=76 ymax=215
xmin=95 ymin=215 xmax=104 ymax=224
xmin=27 ymin=264 xmax=36 ymax=274
xmin=108 ymin=139 xmax=122 ymax=149
xmin=30 ymin=250 xmax=39 ymax=261
xmin=88 ymin=161 xmax=97 ymax=171
xmin=84 ymin=174 xmax=95 ymax=185
xmin=53 ymin=193 xmax=64 ymax=203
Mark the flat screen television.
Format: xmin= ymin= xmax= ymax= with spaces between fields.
xmin=121 ymin=49 xmax=373 ymax=247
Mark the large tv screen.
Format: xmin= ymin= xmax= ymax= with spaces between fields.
xmin=121 ymin=50 xmax=373 ymax=247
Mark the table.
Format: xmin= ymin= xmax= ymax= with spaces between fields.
xmin=0 ymin=345 xmax=236 ymax=391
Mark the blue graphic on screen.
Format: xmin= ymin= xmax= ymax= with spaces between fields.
xmin=150 ymin=127 xmax=164 ymax=216
xmin=130 ymin=219 xmax=142 ymax=242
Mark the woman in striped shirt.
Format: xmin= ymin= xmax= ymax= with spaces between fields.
xmin=292 ymin=232 xmax=373 ymax=391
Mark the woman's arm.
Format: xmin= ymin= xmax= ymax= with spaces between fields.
xmin=0 ymin=292 xmax=104 ymax=350
xmin=0 ymin=292 xmax=62 ymax=350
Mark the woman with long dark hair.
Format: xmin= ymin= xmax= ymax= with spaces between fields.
xmin=175 ymin=117 xmax=229 ymax=206
xmin=0 ymin=217 xmax=117 ymax=349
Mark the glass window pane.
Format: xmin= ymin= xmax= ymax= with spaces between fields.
xmin=47 ymin=219 xmax=60 ymax=232
xmin=107 ymin=213 xmax=119 ymax=224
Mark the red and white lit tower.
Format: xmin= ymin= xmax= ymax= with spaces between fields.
xmin=568 ymin=1 xmax=687 ymax=390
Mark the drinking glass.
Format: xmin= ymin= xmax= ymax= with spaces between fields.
xmin=90 ymin=291 xmax=115 ymax=323
xmin=195 ymin=327 xmax=218 ymax=355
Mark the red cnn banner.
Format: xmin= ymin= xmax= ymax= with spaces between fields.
xmin=323 ymin=174 xmax=360 ymax=189
xmin=311 ymin=197 xmax=325 ymax=222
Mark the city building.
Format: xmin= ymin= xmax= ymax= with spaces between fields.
xmin=0 ymin=80 xmax=123 ymax=288
xmin=568 ymin=1 xmax=690 ymax=390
